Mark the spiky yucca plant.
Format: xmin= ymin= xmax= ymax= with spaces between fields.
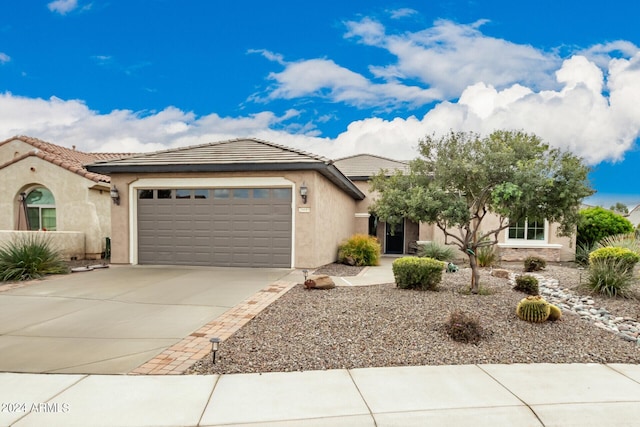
xmin=0 ymin=235 xmax=68 ymax=282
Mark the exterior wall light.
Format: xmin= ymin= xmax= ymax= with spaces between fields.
xmin=110 ymin=186 xmax=120 ymax=205
xmin=300 ymin=182 xmax=308 ymax=204
xmin=210 ymin=337 xmax=221 ymax=364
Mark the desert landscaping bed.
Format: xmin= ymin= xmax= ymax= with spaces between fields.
xmin=189 ymin=263 xmax=640 ymax=375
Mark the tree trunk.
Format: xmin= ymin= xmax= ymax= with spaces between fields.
xmin=468 ymin=252 xmax=480 ymax=294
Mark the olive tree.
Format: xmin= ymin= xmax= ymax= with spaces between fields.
xmin=370 ymin=130 xmax=594 ymax=293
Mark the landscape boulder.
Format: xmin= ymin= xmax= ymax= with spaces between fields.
xmin=491 ymin=268 xmax=510 ymax=279
xmin=303 ymin=275 xmax=336 ymax=289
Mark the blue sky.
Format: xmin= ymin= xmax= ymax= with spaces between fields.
xmin=1 ymin=1 xmax=639 ymax=209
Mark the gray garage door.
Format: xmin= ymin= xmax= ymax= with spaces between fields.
xmin=137 ymin=188 xmax=292 ymax=267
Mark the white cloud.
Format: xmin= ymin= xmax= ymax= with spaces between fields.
xmin=388 ymin=8 xmax=418 ymax=19
xmin=253 ymin=57 xmax=439 ymax=109
xmin=0 ymin=53 xmax=10 ymax=64
xmin=1 ymin=51 xmax=640 ymax=165
xmin=47 ymin=0 xmax=79 ymax=15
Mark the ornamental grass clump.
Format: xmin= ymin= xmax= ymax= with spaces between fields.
xmin=417 ymin=241 xmax=456 ymax=262
xmin=392 ymin=256 xmax=445 ymax=291
xmin=445 ymin=310 xmax=483 ymax=344
xmin=337 ymin=234 xmax=381 ymax=266
xmin=586 ymin=258 xmax=636 ymax=297
xmin=0 ymin=234 xmax=68 ymax=282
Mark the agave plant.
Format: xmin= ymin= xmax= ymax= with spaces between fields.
xmin=0 ymin=234 xmax=68 ymax=282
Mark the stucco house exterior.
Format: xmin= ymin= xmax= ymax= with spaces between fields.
xmin=0 ymin=136 xmax=127 ymax=259
xmin=87 ymin=138 xmax=576 ymax=268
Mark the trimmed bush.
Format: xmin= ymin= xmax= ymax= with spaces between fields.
xmin=445 ymin=310 xmax=483 ymax=344
xmin=577 ymin=206 xmax=634 ymax=246
xmin=337 ymin=234 xmax=381 ymax=266
xmin=0 ymin=235 xmax=68 ymax=282
xmin=589 ymin=246 xmax=640 ymax=271
xmin=524 ymin=256 xmax=546 ymax=272
xmin=513 ymin=275 xmax=539 ymax=295
xmin=417 ymin=241 xmax=456 ymax=262
xmin=392 ymin=256 xmax=445 ymax=291
xmin=586 ymin=258 xmax=635 ymax=297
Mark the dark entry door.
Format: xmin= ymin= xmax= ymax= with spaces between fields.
xmin=385 ymin=220 xmax=404 ymax=254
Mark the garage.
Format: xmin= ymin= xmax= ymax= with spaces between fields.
xmin=137 ymin=187 xmax=292 ymax=267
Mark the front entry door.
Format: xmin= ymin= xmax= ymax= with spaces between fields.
xmin=385 ymin=220 xmax=404 ymax=254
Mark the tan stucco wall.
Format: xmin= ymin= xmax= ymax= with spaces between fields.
xmin=0 ymin=231 xmax=85 ymax=259
xmin=0 ymin=149 xmax=111 ymax=259
xmin=108 ymin=170 xmax=358 ymax=268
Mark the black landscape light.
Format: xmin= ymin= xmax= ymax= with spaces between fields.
xmin=210 ymin=337 xmax=221 ymax=364
xmin=302 ymin=269 xmax=309 ymax=281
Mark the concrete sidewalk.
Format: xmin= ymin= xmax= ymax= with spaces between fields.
xmin=3 ymin=363 xmax=640 ymax=426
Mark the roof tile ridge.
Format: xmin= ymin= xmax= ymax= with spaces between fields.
xmin=243 ymin=137 xmax=331 ymax=163
xmin=333 ymin=153 xmax=407 ymax=163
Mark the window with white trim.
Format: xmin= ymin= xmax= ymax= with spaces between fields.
xmin=507 ymin=218 xmax=546 ymax=242
xmin=25 ymin=187 xmax=56 ymax=231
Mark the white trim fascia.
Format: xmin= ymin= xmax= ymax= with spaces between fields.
xmin=128 ymin=176 xmax=295 ymax=267
xmin=354 ymin=212 xmax=370 ymax=218
xmin=498 ymin=243 xmax=562 ymax=249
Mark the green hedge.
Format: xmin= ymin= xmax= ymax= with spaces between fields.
xmin=392 ymin=256 xmax=445 ymax=291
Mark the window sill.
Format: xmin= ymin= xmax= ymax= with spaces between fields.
xmin=499 ymin=242 xmax=562 ymax=249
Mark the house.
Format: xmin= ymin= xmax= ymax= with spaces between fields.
xmin=334 ymin=153 xmax=576 ymax=263
xmin=0 ymin=136 xmax=128 ymax=259
xmin=86 ymin=138 xmax=577 ymax=268
xmin=627 ymin=204 xmax=640 ymax=228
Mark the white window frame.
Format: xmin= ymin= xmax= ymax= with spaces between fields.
xmin=500 ymin=217 xmax=561 ymax=249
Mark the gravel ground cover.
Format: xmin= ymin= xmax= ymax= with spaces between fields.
xmin=189 ymin=263 xmax=640 ymax=375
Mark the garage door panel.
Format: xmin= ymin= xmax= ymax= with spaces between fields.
xmin=137 ymin=187 xmax=292 ymax=267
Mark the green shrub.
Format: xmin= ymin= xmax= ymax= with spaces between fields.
xmin=577 ymin=206 xmax=634 ymax=246
xmin=524 ymin=256 xmax=546 ymax=272
xmin=476 ymin=244 xmax=497 ymax=267
xmin=586 ymin=258 xmax=635 ymax=297
xmin=392 ymin=256 xmax=445 ymax=291
xmin=417 ymin=241 xmax=456 ymax=262
xmin=0 ymin=235 xmax=68 ymax=281
xmin=337 ymin=234 xmax=381 ymax=266
xmin=513 ymin=275 xmax=539 ymax=295
xmin=445 ymin=310 xmax=483 ymax=344
xmin=589 ymin=246 xmax=640 ymax=271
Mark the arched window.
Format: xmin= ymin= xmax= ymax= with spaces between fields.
xmin=25 ymin=187 xmax=56 ymax=231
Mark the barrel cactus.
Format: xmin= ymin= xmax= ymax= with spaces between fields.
xmin=516 ymin=295 xmax=550 ymax=323
xmin=548 ymin=304 xmax=563 ymax=321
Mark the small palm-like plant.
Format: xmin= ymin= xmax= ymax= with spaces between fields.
xmin=0 ymin=235 xmax=68 ymax=282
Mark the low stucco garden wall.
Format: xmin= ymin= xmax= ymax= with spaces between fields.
xmin=0 ymin=231 xmax=86 ymax=260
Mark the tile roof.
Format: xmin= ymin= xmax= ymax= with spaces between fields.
xmin=88 ymin=138 xmax=331 ymax=168
xmin=86 ymin=138 xmax=365 ymax=200
xmin=333 ymin=154 xmax=409 ymax=179
xmin=0 ymin=135 xmax=132 ymax=184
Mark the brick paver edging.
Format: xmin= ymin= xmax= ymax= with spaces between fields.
xmin=129 ymin=279 xmax=298 ymax=375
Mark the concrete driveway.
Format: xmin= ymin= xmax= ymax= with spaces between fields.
xmin=0 ymin=265 xmax=291 ymax=374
